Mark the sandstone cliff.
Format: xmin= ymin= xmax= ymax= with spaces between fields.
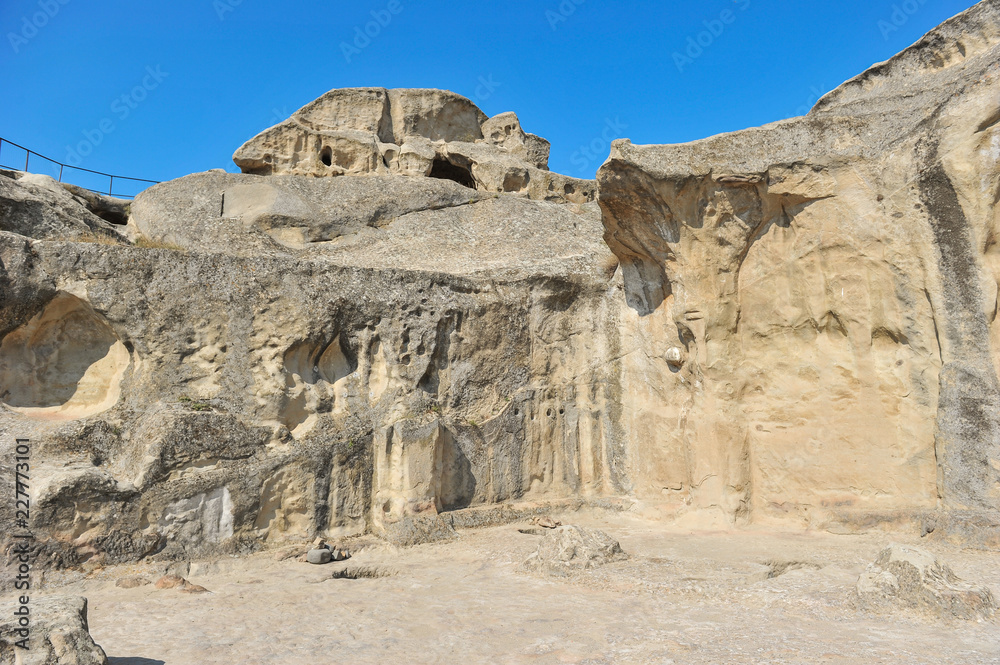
xmin=1 ymin=2 xmax=999 ymax=572
xmin=599 ymin=0 xmax=1000 ymax=541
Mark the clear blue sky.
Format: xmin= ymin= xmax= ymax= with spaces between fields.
xmin=0 ymin=0 xmax=979 ymax=196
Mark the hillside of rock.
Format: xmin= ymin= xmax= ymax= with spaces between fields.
xmin=0 ymin=89 xmax=629 ymax=568
xmin=1 ymin=2 xmax=999 ymax=574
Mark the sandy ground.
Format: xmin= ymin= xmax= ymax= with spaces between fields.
xmin=22 ymin=512 xmax=1000 ymax=665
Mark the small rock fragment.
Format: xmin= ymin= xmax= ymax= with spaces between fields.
xmin=532 ymin=515 xmax=561 ymax=529
xmin=154 ymin=574 xmax=187 ymax=590
xmin=115 ymin=575 xmax=151 ymax=589
xmin=154 ymin=575 xmax=210 ymax=594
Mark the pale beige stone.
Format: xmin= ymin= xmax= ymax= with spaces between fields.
xmin=231 ymin=87 xmax=591 ymax=204
xmin=598 ymin=0 xmax=1000 ymax=532
xmin=0 ymin=596 xmax=108 ymax=664
xmin=0 ymin=293 xmax=130 ymax=421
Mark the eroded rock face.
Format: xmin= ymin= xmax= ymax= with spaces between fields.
xmin=0 ymin=170 xmax=126 ymax=242
xmin=598 ymin=0 xmax=1000 ymax=534
xmin=232 ymin=87 xmax=593 ymax=204
xmin=0 ymin=596 xmax=108 ymax=664
xmin=0 ymin=293 xmax=130 ymax=421
xmin=853 ymin=544 xmax=997 ymax=620
xmin=3 ymin=2 xmax=1000 ymax=570
xmin=0 ymin=116 xmax=628 ymax=565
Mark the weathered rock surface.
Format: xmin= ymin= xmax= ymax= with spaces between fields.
xmin=114 ymin=575 xmax=149 ymax=589
xmin=233 ymin=87 xmax=594 ymax=204
xmin=598 ymin=0 xmax=1000 ymax=538
xmin=306 ymin=548 xmax=331 ymax=564
xmin=853 ymin=544 xmax=997 ymax=619
xmin=154 ymin=575 xmax=209 ymax=593
xmin=0 ymin=170 xmax=125 ymax=242
xmin=0 ymin=87 xmax=627 ymax=568
xmin=1 ymin=2 xmax=1000 ymax=573
xmin=0 ymin=596 xmax=108 ymax=664
xmin=522 ymin=525 xmax=627 ymax=575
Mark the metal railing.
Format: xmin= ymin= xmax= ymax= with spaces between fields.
xmin=0 ymin=136 xmax=159 ymax=199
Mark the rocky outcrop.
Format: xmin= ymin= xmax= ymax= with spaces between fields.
xmin=0 ymin=102 xmax=627 ymax=565
xmin=597 ymin=0 xmax=1000 ymax=538
xmin=522 ymin=525 xmax=627 ymax=575
xmin=2 ymin=2 xmax=1000 ymax=571
xmin=0 ymin=292 xmax=130 ymax=421
xmin=0 ymin=596 xmax=108 ymax=664
xmin=0 ymin=170 xmax=126 ymax=242
xmin=853 ymin=544 xmax=997 ymax=620
xmin=233 ymin=87 xmax=594 ymax=204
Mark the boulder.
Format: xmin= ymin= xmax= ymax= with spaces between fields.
xmin=306 ymin=548 xmax=332 ymax=564
xmin=523 ymin=525 xmax=627 ymax=575
xmin=0 ymin=596 xmax=108 ymax=664
xmin=481 ymin=112 xmax=550 ymax=170
xmin=852 ymin=544 xmax=997 ymax=620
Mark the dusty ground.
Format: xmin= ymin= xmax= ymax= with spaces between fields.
xmin=23 ymin=511 xmax=1000 ymax=664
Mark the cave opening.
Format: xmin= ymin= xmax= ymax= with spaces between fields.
xmin=429 ymin=158 xmax=476 ymax=189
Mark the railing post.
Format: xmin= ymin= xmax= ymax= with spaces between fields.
xmin=59 ymin=164 xmax=64 ymax=182
xmin=109 ymin=175 xmax=114 ymax=196
xmin=24 ymin=150 xmax=29 ymax=172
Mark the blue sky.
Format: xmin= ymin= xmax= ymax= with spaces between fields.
xmin=0 ymin=0 xmax=979 ymax=197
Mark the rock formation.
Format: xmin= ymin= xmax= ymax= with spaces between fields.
xmin=0 ymin=88 xmax=627 ymax=568
xmin=598 ymin=0 xmax=1000 ymax=541
xmin=232 ymin=87 xmax=594 ymax=204
xmin=0 ymin=596 xmax=108 ymax=664
xmin=1 ymin=2 xmax=999 ymax=572
xmin=853 ymin=543 xmax=997 ymax=619
xmin=522 ymin=525 xmax=627 ymax=575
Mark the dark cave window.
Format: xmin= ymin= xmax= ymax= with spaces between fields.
xmin=429 ymin=158 xmax=476 ymax=189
